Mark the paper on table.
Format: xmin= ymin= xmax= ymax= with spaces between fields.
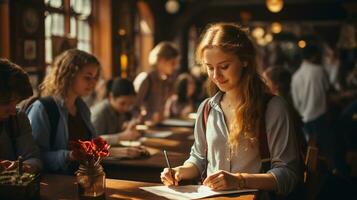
xmin=119 ymin=141 xmax=141 ymax=147
xmin=140 ymin=185 xmax=257 ymax=200
xmin=144 ymin=131 xmax=173 ymax=138
xmin=160 ymin=119 xmax=195 ymax=127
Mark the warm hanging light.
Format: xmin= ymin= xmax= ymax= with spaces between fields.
xmin=265 ymin=33 xmax=273 ymax=43
xmin=266 ymin=0 xmax=284 ymax=13
xmin=252 ymin=27 xmax=265 ymax=39
xmin=298 ymin=40 xmax=306 ymax=48
xmin=271 ymin=22 xmax=282 ymax=33
xmin=165 ymin=0 xmax=179 ymax=14
xmin=120 ymin=53 xmax=128 ymax=78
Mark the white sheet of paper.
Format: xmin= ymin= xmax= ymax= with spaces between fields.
xmin=160 ymin=119 xmax=195 ymax=127
xmin=119 ymin=140 xmax=142 ymax=147
xmin=140 ymin=185 xmax=257 ymax=200
xmin=144 ymin=131 xmax=173 ymax=138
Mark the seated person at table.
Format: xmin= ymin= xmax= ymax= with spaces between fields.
xmin=91 ymin=78 xmax=141 ymax=145
xmin=26 ymin=49 xmax=101 ymax=174
xmin=134 ymin=41 xmax=180 ymax=125
xmin=164 ymin=73 xmax=196 ymax=119
xmin=0 ymin=59 xmax=42 ymax=173
xmin=161 ymin=23 xmax=302 ymax=197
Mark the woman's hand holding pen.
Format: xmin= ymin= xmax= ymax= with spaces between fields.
xmin=160 ymin=167 xmax=182 ymax=186
xmin=203 ymin=170 xmax=245 ymax=191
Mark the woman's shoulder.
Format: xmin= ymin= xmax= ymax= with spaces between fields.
xmin=91 ymin=99 xmax=111 ymax=115
xmin=196 ymin=97 xmax=212 ymax=114
xmin=133 ymin=72 xmax=150 ymax=92
xmin=266 ymin=95 xmax=290 ymax=119
xmin=267 ymin=95 xmax=289 ymax=112
xmin=26 ymin=99 xmax=46 ymax=113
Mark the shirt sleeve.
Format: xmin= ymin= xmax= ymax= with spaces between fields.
xmin=91 ymin=105 xmax=108 ymax=135
xmin=265 ymin=96 xmax=300 ymax=195
xmin=184 ymin=98 xmax=209 ymax=175
xmin=134 ymin=73 xmax=150 ymax=112
xmin=290 ymin=75 xmax=300 ymax=112
xmin=26 ymin=100 xmax=70 ymax=172
xmin=15 ymin=111 xmax=43 ymax=171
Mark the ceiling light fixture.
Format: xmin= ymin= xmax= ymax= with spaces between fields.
xmin=165 ymin=0 xmax=180 ymax=14
xmin=266 ymin=0 xmax=284 ymax=13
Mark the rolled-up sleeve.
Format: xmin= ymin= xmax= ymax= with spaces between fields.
xmin=184 ymin=99 xmax=209 ymax=174
xmin=265 ymin=97 xmax=300 ymax=194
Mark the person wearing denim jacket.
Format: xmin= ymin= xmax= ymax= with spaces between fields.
xmin=26 ymin=97 xmax=96 ymax=173
xmin=26 ymin=49 xmax=101 ymax=174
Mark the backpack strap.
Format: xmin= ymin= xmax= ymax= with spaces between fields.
xmin=202 ymin=99 xmax=212 ymax=132
xmin=200 ymin=98 xmax=211 ymax=182
xmin=38 ymin=97 xmax=60 ymax=151
xmin=6 ymin=110 xmax=20 ymax=156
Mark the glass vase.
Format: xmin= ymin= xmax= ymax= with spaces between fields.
xmin=76 ymin=164 xmax=106 ymax=200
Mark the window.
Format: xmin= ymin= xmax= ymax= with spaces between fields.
xmin=44 ymin=0 xmax=92 ymax=63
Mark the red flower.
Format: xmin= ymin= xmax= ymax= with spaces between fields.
xmin=69 ymin=137 xmax=110 ymax=166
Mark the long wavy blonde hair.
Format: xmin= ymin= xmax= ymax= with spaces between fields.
xmin=196 ymin=23 xmax=269 ymax=149
xmin=40 ymin=49 xmax=100 ymax=98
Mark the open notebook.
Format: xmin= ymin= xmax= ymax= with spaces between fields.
xmin=140 ymin=185 xmax=257 ymax=199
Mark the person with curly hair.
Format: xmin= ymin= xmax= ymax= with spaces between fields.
xmin=26 ymin=49 xmax=100 ymax=173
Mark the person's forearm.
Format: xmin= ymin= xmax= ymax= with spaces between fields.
xmin=241 ymin=173 xmax=277 ymax=191
xmin=100 ymin=134 xmax=119 ymax=145
xmin=175 ymin=163 xmax=200 ymax=180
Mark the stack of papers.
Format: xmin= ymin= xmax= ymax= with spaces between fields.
xmin=159 ymin=119 xmax=195 ymax=128
xmin=140 ymin=185 xmax=257 ymax=199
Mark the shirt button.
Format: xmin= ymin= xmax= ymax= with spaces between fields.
xmin=226 ymin=157 xmax=230 ymax=161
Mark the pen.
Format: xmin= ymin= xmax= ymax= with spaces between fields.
xmin=163 ymin=150 xmax=176 ymax=185
xmin=18 ymin=156 xmax=23 ymax=175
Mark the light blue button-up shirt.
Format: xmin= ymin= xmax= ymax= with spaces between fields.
xmin=185 ymin=91 xmax=300 ymax=194
xmin=26 ymin=97 xmax=96 ymax=173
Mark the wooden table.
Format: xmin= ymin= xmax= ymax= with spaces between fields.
xmin=145 ymin=126 xmax=194 ymax=141
xmin=40 ymin=174 xmax=255 ymax=200
xmin=104 ymin=150 xmax=189 ymax=182
xmin=103 ymin=126 xmax=195 ymax=182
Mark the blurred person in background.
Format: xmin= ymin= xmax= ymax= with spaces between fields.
xmin=337 ymin=24 xmax=356 ymax=90
xmin=134 ymin=41 xmax=180 ymax=125
xmin=91 ymin=78 xmax=141 ymax=144
xmin=164 ymin=73 xmax=196 ymax=118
